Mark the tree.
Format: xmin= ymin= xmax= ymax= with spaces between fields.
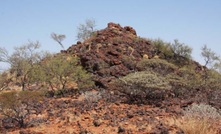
xmin=151 ymin=38 xmax=174 ymax=59
xmin=171 ymin=39 xmax=192 ymax=59
xmin=51 ymin=32 xmax=66 ymax=49
xmin=2 ymin=41 xmax=47 ymax=90
xmin=0 ymin=90 xmax=43 ymax=128
xmin=213 ymin=59 xmax=221 ymax=73
xmin=0 ymin=47 xmax=9 ymax=63
xmin=10 ymin=41 xmax=41 ymax=90
xmin=77 ymin=19 xmax=96 ymax=41
xmin=30 ymin=53 xmax=94 ymax=91
xmin=201 ymin=45 xmax=220 ymax=67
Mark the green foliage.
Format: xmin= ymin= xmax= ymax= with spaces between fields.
xmin=151 ymin=39 xmax=192 ymax=67
xmin=137 ymin=58 xmax=177 ymax=75
xmin=213 ymin=59 xmax=221 ymax=73
xmin=4 ymin=41 xmax=47 ymax=90
xmin=0 ymin=47 xmax=9 ymax=62
xmin=121 ymin=56 xmax=137 ymax=70
xmin=202 ymin=69 xmax=221 ymax=90
xmin=177 ymin=66 xmax=203 ymax=87
xmin=115 ymin=71 xmax=171 ymax=103
xmin=171 ymin=39 xmax=192 ymax=59
xmin=0 ymin=90 xmax=44 ymax=128
xmin=77 ymin=19 xmax=96 ymax=41
xmin=151 ymin=38 xmax=174 ymax=59
xmin=29 ymin=54 xmax=94 ymax=90
xmin=120 ymin=71 xmax=171 ymax=90
xmin=201 ymin=45 xmax=220 ymax=67
xmin=45 ymin=88 xmax=79 ymax=98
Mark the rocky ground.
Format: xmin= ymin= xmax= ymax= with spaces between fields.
xmin=3 ymin=92 xmax=184 ymax=134
xmin=1 ymin=23 xmax=221 ymax=133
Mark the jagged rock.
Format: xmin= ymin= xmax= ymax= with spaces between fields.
xmin=64 ymin=22 xmax=155 ymax=88
xmin=124 ymin=26 xmax=136 ymax=36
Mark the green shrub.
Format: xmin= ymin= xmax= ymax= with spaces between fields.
xmin=28 ymin=54 xmax=94 ymax=91
xmin=171 ymin=39 xmax=192 ymax=59
xmin=177 ymin=66 xmax=203 ymax=88
xmin=137 ymin=58 xmax=177 ymax=75
xmin=202 ymin=69 xmax=221 ymax=90
xmin=122 ymin=55 xmax=137 ymax=70
xmin=0 ymin=90 xmax=44 ymax=128
xmin=115 ymin=71 xmax=171 ymax=103
xmin=151 ymin=39 xmax=174 ymax=59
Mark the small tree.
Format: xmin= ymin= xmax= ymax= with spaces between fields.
xmin=77 ymin=19 xmax=96 ymax=41
xmin=213 ymin=59 xmax=221 ymax=73
xmin=8 ymin=41 xmax=45 ymax=90
xmin=1 ymin=41 xmax=50 ymax=90
xmin=151 ymin=38 xmax=174 ymax=59
xmin=0 ymin=47 xmax=9 ymax=63
xmin=171 ymin=39 xmax=192 ymax=59
xmin=31 ymin=54 xmax=94 ymax=91
xmin=201 ymin=45 xmax=219 ymax=67
xmin=0 ymin=90 xmax=44 ymax=128
xmin=51 ymin=32 xmax=66 ymax=49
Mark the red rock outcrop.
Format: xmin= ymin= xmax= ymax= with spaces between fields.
xmin=64 ymin=22 xmax=156 ymax=88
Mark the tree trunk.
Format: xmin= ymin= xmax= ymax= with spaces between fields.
xmin=18 ymin=118 xmax=24 ymax=128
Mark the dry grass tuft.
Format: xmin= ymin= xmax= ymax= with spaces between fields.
xmin=177 ymin=117 xmax=218 ymax=134
xmin=171 ymin=103 xmax=221 ymax=134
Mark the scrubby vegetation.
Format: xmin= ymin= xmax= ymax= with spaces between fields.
xmin=137 ymin=58 xmax=177 ymax=75
xmin=0 ymin=90 xmax=44 ymax=128
xmin=114 ymin=71 xmax=172 ymax=104
xmin=0 ymin=22 xmax=221 ymax=133
xmin=177 ymin=103 xmax=221 ymax=134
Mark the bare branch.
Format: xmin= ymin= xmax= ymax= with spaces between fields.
xmin=51 ymin=32 xmax=66 ymax=49
xmin=0 ymin=47 xmax=9 ymax=63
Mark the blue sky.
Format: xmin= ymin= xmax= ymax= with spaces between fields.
xmin=1 ymin=0 xmax=221 ymax=69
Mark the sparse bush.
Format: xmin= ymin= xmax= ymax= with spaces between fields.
xmin=122 ymin=56 xmax=137 ymax=70
xmin=137 ymin=58 xmax=177 ymax=75
xmin=82 ymin=90 xmax=102 ymax=103
xmin=177 ymin=103 xmax=221 ymax=134
xmin=177 ymin=118 xmax=218 ymax=134
xmin=0 ymin=90 xmax=44 ymax=128
xmin=51 ymin=32 xmax=66 ymax=49
xmin=46 ymin=88 xmax=80 ymax=98
xmin=213 ymin=59 xmax=221 ymax=73
xmin=29 ymin=54 xmax=94 ymax=91
xmin=115 ymin=71 xmax=171 ymax=103
xmin=171 ymin=39 xmax=192 ymax=59
xmin=0 ymin=72 xmax=9 ymax=91
xmin=151 ymin=39 xmax=174 ymax=59
xmin=177 ymin=66 xmax=203 ymax=88
xmin=1 ymin=41 xmax=49 ymax=90
xmin=201 ymin=45 xmax=219 ymax=67
xmin=184 ymin=103 xmax=221 ymax=121
xmin=201 ymin=69 xmax=221 ymax=90
xmin=77 ymin=19 xmax=96 ymax=41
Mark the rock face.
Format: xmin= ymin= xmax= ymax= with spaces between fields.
xmin=64 ymin=22 xmax=156 ymax=88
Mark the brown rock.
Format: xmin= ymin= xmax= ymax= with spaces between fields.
xmin=124 ymin=26 xmax=137 ymax=36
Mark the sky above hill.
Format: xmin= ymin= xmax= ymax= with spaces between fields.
xmin=1 ymin=0 xmax=221 ymax=70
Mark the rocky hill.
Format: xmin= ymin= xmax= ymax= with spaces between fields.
xmin=62 ymin=22 xmax=203 ymax=89
xmin=1 ymin=23 xmax=221 ymax=134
